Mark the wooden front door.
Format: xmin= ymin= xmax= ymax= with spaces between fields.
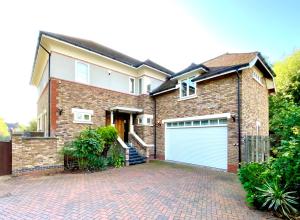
xmin=114 ymin=113 xmax=129 ymax=142
xmin=115 ymin=117 xmax=125 ymax=140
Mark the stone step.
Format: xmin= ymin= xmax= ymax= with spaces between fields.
xmin=129 ymin=158 xmax=146 ymax=165
xmin=128 ymin=146 xmax=146 ymax=166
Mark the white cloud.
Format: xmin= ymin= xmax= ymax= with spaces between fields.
xmin=0 ymin=0 xmax=234 ymax=124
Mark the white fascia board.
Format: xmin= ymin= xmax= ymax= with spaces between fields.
xmin=43 ymin=35 xmax=172 ymax=77
xmin=110 ymin=106 xmax=143 ymax=113
xmin=171 ymin=67 xmax=207 ymax=80
xmin=151 ymin=87 xmax=177 ymax=96
xmin=43 ymin=35 xmax=137 ymax=70
xmin=137 ymin=64 xmax=172 ymax=77
xmin=193 ymin=66 xmax=249 ymax=83
xmin=249 ymin=56 xmax=275 ymax=78
xmin=162 ymin=113 xmax=231 ymax=124
xmin=249 ymin=56 xmax=276 ymax=91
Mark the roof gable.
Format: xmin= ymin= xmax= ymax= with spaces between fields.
xmin=31 ymin=31 xmax=173 ymax=85
xmin=151 ymin=52 xmax=274 ymax=95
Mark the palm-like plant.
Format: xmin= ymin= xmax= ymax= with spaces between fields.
xmin=256 ymin=180 xmax=298 ymax=219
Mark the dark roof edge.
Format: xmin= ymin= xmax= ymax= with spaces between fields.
xmin=256 ymin=53 xmax=275 ymax=77
xmin=37 ymin=31 xmax=173 ymax=76
xmin=151 ymin=63 xmax=249 ymax=96
xmin=151 ymin=87 xmax=177 ymax=96
xmin=170 ymin=64 xmax=209 ymax=79
xmin=192 ymin=63 xmax=249 ymax=82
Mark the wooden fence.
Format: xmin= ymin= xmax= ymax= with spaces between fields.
xmin=0 ymin=141 xmax=12 ymax=176
xmin=243 ymin=136 xmax=270 ymax=163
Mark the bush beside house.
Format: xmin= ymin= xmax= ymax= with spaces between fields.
xmin=238 ymin=50 xmax=300 ymax=219
xmin=62 ymin=125 xmax=125 ymax=171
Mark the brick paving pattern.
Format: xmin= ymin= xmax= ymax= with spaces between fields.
xmin=0 ymin=161 xmax=275 ymax=220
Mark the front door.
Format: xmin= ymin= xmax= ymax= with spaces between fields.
xmin=113 ymin=113 xmax=129 ymax=143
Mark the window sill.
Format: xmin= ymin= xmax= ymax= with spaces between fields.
xmin=136 ymin=124 xmax=153 ymax=127
xmin=73 ymin=121 xmax=93 ymax=124
xmin=178 ymin=95 xmax=197 ymax=101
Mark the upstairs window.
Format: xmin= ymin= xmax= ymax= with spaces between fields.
xmin=138 ymin=78 xmax=143 ymax=94
xmin=75 ymin=61 xmax=89 ymax=84
xmin=129 ymin=77 xmax=135 ymax=94
xmin=252 ymin=71 xmax=262 ymax=85
xmin=180 ymin=76 xmax=196 ymax=98
xmin=147 ymin=84 xmax=151 ymax=93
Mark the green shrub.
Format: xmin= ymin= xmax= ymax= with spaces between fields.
xmin=108 ymin=144 xmax=125 ymax=168
xmin=97 ymin=126 xmax=118 ymax=157
xmin=269 ymin=95 xmax=300 ymax=147
xmin=61 ymin=126 xmax=121 ymax=171
xmin=88 ymin=156 xmax=108 ymax=171
xmin=256 ymin=180 xmax=298 ymax=219
xmin=62 ymin=127 xmax=104 ymax=170
xmin=239 ymin=138 xmax=300 ymax=218
xmin=238 ymin=162 xmax=270 ymax=207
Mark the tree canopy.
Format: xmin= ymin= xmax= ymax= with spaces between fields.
xmin=0 ymin=117 xmax=9 ymax=140
xmin=270 ymin=50 xmax=300 ymax=147
xmin=273 ymin=50 xmax=300 ymax=103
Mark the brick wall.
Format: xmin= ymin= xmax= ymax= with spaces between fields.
xmin=155 ymin=74 xmax=239 ymax=172
xmin=241 ymin=67 xmax=269 ymax=136
xmin=12 ymin=134 xmax=64 ymax=175
xmin=50 ymin=78 xmax=155 ymax=145
xmin=240 ymin=67 xmax=270 ymax=162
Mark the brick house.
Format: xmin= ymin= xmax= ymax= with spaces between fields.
xmin=30 ymin=31 xmax=275 ymax=173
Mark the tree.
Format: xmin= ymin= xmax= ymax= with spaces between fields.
xmin=269 ymin=95 xmax=300 ymax=146
xmin=27 ymin=119 xmax=37 ymax=132
xmin=15 ymin=119 xmax=37 ymax=132
xmin=0 ymin=117 xmax=9 ymax=141
xmin=273 ymin=50 xmax=300 ymax=103
xmin=270 ymin=50 xmax=300 ymax=147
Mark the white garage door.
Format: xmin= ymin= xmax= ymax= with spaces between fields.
xmin=165 ymin=118 xmax=228 ymax=170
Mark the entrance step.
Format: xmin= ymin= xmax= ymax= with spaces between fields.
xmin=128 ymin=146 xmax=146 ymax=165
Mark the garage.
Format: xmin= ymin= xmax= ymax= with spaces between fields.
xmin=165 ymin=116 xmax=228 ymax=170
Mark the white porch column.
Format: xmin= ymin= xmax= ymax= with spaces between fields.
xmin=130 ymin=113 xmax=134 ymax=132
xmin=110 ymin=111 xmax=114 ymax=126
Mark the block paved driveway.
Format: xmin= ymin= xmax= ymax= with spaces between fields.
xmin=0 ymin=161 xmax=275 ymax=220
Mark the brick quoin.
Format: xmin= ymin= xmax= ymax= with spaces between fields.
xmin=50 ymin=79 xmax=58 ymax=135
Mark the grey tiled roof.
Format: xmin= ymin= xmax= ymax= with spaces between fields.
xmin=39 ymin=31 xmax=174 ymax=75
xmin=151 ymin=52 xmax=266 ymax=95
xmin=170 ymin=63 xmax=209 ymax=79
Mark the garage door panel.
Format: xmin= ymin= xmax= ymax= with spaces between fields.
xmin=166 ymin=126 xmax=227 ymax=169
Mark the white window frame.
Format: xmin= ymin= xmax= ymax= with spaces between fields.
xmin=138 ymin=78 xmax=143 ymax=94
xmin=137 ymin=114 xmax=153 ymax=126
xmin=129 ymin=77 xmax=135 ymax=94
xmin=180 ymin=76 xmax=197 ymax=99
xmin=72 ymin=108 xmax=94 ymax=124
xmin=252 ymin=71 xmax=262 ymax=85
xmin=75 ymin=60 xmax=90 ymax=84
xmin=166 ymin=118 xmax=227 ymax=129
xmin=146 ymin=84 xmax=151 ymax=93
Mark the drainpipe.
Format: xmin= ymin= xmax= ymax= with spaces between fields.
xmin=236 ymin=70 xmax=242 ymax=166
xmin=153 ymin=96 xmax=157 ymax=159
xmin=39 ymin=44 xmax=51 ymax=137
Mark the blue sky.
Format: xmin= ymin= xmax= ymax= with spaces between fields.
xmin=0 ymin=0 xmax=298 ymax=124
xmin=183 ymin=0 xmax=300 ymax=63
